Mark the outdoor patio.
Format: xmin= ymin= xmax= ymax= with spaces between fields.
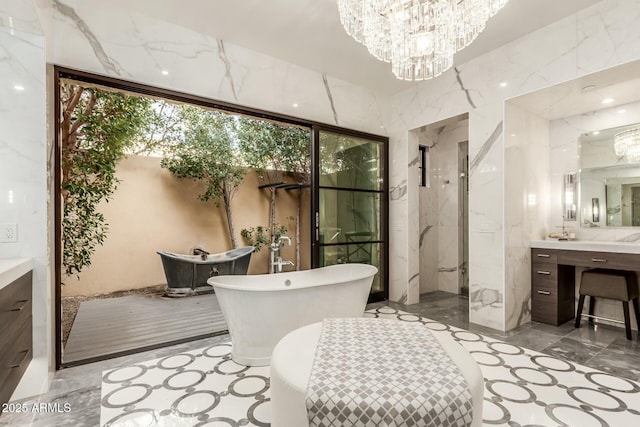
xmin=63 ymin=293 xmax=227 ymax=365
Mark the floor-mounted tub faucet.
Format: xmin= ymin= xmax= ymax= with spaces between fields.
xmin=270 ymin=236 xmax=294 ymax=273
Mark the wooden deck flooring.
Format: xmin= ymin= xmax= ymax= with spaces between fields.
xmin=63 ymin=293 xmax=227 ymax=366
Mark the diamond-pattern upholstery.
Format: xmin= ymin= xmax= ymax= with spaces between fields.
xmin=306 ymin=318 xmax=473 ymax=427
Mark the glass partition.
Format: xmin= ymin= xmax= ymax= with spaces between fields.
xmin=313 ymin=129 xmax=387 ymax=300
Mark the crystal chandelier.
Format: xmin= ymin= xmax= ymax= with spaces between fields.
xmin=337 ymin=0 xmax=510 ymax=80
xmin=614 ymin=127 xmax=640 ymax=163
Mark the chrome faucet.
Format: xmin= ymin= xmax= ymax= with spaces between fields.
xmin=270 ymin=236 xmax=294 ymax=273
xmin=279 ymin=236 xmax=291 ymax=246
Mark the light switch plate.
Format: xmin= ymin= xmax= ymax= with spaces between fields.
xmin=0 ymin=223 xmax=18 ymax=242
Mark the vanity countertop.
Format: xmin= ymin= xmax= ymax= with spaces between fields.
xmin=531 ymin=240 xmax=640 ymax=254
xmin=0 ymin=258 xmax=33 ymax=291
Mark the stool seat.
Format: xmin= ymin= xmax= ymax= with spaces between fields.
xmin=580 ymin=269 xmax=639 ymax=300
xmin=576 ymin=268 xmax=640 ymax=340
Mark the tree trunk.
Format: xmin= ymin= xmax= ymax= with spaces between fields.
xmin=296 ymin=189 xmax=301 ymax=270
xmin=269 ymin=187 xmax=276 ymax=242
xmin=222 ymin=180 xmax=237 ymax=248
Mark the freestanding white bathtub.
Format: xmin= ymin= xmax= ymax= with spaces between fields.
xmin=208 ymin=263 xmax=378 ymax=366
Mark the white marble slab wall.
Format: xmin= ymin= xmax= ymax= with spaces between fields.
xmin=504 ymin=103 xmax=550 ymax=330
xmin=43 ymin=0 xmax=387 ymax=135
xmin=467 ymin=104 xmax=505 ymax=330
xmin=0 ymin=0 xmax=49 ymax=399
xmin=390 ymin=0 xmax=640 ymax=331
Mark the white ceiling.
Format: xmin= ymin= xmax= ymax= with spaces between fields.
xmin=109 ymin=0 xmax=599 ymax=94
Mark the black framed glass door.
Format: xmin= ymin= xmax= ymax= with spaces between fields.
xmin=311 ymin=127 xmax=388 ymax=302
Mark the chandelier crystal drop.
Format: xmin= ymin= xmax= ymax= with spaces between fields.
xmin=337 ymin=0 xmax=510 ymax=80
xmin=614 ymin=127 xmax=640 ymax=163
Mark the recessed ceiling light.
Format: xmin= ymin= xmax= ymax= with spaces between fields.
xmin=592 ymin=131 xmax=600 ymax=135
xmin=161 ymin=70 xmax=169 ymax=76
xmin=499 ymin=82 xmax=507 ymax=88
xmin=510 ymin=133 xmax=516 ymax=137
xmin=618 ymin=109 xmax=627 ymax=114
xmin=601 ymin=97 xmax=614 ymax=104
xmin=13 ymin=85 xmax=24 ymax=91
xmin=292 ymin=103 xmax=299 ymax=108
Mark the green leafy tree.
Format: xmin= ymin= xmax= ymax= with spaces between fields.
xmin=130 ymin=100 xmax=183 ymax=156
xmin=237 ymin=119 xmax=310 ymax=267
xmin=161 ymin=106 xmax=245 ymax=248
xmin=60 ymin=83 xmax=153 ymax=277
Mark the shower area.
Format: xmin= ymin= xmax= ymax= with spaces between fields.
xmin=417 ymin=115 xmax=469 ymax=297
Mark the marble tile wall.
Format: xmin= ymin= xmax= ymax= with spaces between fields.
xmin=0 ymin=0 xmax=49 ymax=399
xmin=504 ymin=103 xmax=550 ymax=330
xmin=42 ymin=0 xmax=387 ymax=135
xmin=389 ymin=0 xmax=640 ymax=330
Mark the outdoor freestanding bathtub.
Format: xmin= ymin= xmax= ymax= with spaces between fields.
xmin=157 ymin=246 xmax=254 ymax=296
xmin=208 ymin=263 xmax=378 ymax=366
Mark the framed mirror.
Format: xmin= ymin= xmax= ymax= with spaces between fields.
xmin=580 ymin=123 xmax=640 ymax=227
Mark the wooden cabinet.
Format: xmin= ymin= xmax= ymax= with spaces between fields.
xmin=0 ymin=271 xmax=32 ymax=408
xmin=531 ymin=249 xmax=574 ymax=325
xmin=531 ymin=246 xmax=640 ymax=326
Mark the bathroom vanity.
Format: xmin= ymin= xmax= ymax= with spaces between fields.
xmin=530 ymin=241 xmax=640 ymax=325
xmin=0 ymin=259 xmax=33 ymax=408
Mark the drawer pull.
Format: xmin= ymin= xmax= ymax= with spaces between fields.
xmin=537 ymin=290 xmax=551 ymax=295
xmin=10 ymin=350 xmax=29 ymax=368
xmin=10 ymin=299 xmax=29 ymax=311
xmin=536 ymin=254 xmax=551 ymax=258
xmin=591 ymin=258 xmax=607 ymax=263
xmin=536 ymin=270 xmax=551 ymax=275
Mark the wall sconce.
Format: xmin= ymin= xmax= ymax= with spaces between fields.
xmin=592 ymin=198 xmax=600 ymax=222
xmin=564 ymin=172 xmax=577 ymax=220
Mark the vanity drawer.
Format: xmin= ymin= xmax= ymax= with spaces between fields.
xmin=557 ymin=250 xmax=640 ymax=270
xmin=0 ymin=316 xmax=32 ymax=406
xmin=0 ymin=272 xmax=32 ymax=348
xmin=0 ymin=271 xmax=33 ymax=408
xmin=531 ymin=287 xmax=574 ymax=326
xmin=531 ymin=262 xmax=557 ymax=287
xmin=532 ymin=248 xmax=557 ymax=263
xmin=531 ymin=289 xmax=558 ymax=323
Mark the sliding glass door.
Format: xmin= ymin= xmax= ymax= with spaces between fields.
xmin=312 ymin=127 xmax=388 ymax=302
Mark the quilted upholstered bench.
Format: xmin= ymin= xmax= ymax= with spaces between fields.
xmin=270 ymin=319 xmax=483 ymax=427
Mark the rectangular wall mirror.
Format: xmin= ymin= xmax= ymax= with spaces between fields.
xmin=580 ymin=123 xmax=640 ymax=227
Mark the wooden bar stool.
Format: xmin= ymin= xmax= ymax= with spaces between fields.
xmin=575 ymin=268 xmax=640 ymax=340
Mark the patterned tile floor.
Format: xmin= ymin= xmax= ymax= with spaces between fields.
xmin=96 ymin=306 xmax=640 ymax=426
xmin=3 ymin=291 xmax=640 ymax=426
